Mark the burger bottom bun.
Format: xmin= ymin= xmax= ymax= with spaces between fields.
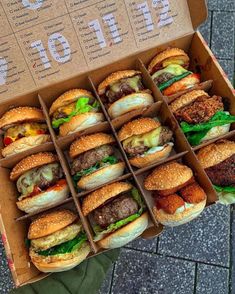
xmin=97 ymin=212 xmax=149 ymax=249
xmin=17 ymin=183 xmax=69 ymax=213
xmin=153 ymin=199 xmax=206 ymax=227
xmin=2 ymin=134 xmax=50 ymax=157
xmin=200 ymin=124 xmax=230 ymax=143
xmin=77 ymin=162 xmax=125 ymax=190
xmin=30 ymin=242 xmax=90 ymax=273
xmin=108 ymin=92 xmax=154 ymax=119
xmin=129 ymin=143 xmax=173 ymax=168
xmin=59 ymin=112 xmax=105 ymax=137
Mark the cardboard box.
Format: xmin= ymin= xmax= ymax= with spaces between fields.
xmin=0 ymin=0 xmax=234 ymax=287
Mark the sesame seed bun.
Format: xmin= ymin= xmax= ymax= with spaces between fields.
xmin=98 ymin=70 xmax=141 ymax=95
xmin=148 ymin=48 xmax=189 ymax=74
xmin=10 ymin=152 xmax=58 ymax=181
xmin=118 ymin=118 xmax=161 ymax=142
xmin=69 ymin=133 xmax=115 ymax=158
xmin=82 ymin=182 xmax=132 ymax=216
xmin=169 ymin=90 xmax=209 ymax=113
xmin=197 ymin=140 xmax=235 ymax=169
xmin=2 ymin=134 xmax=51 ymax=157
xmin=97 ymin=212 xmax=149 ymax=249
xmin=108 ymin=92 xmax=154 ymax=119
xmin=0 ymin=107 xmax=45 ymax=130
xmin=49 ymin=89 xmax=94 ymax=116
xmin=28 ymin=209 xmax=77 ymax=239
xmin=144 ymin=161 xmax=194 ymax=195
xmin=59 ymin=112 xmax=104 ymax=137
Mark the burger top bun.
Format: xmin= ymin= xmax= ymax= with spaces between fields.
xmin=170 ymin=90 xmax=209 ymax=113
xmin=82 ymin=181 xmax=132 ymax=216
xmin=49 ymin=89 xmax=94 ymax=116
xmin=10 ymin=152 xmax=58 ymax=181
xmin=28 ymin=209 xmax=77 ymax=239
xmin=69 ymin=133 xmax=115 ymax=158
xmin=197 ymin=139 xmax=235 ymax=169
xmin=98 ymin=70 xmax=141 ymax=95
xmin=0 ymin=107 xmax=45 ymax=130
xmin=118 ymin=117 xmax=161 ymax=142
xmin=144 ymin=161 xmax=193 ymax=191
xmin=148 ymin=48 xmax=189 ymax=74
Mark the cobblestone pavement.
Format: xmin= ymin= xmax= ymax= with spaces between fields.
xmin=0 ymin=0 xmax=234 ymax=293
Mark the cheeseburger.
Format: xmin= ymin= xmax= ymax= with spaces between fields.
xmin=69 ymin=133 xmax=125 ymax=190
xmin=144 ymin=161 xmax=206 ymax=226
xmin=10 ymin=152 xmax=69 ymax=213
xmin=148 ymin=48 xmax=200 ymax=96
xmin=197 ymin=140 xmax=235 ymax=205
xmin=28 ymin=209 xmax=90 ymax=272
xmin=118 ymin=117 xmax=174 ymax=168
xmin=82 ymin=182 xmax=148 ymax=248
xmin=97 ymin=70 xmax=154 ymax=119
xmin=0 ymin=107 xmax=50 ymax=157
xmin=49 ymin=89 xmax=104 ymax=136
xmin=170 ymin=90 xmax=235 ymax=146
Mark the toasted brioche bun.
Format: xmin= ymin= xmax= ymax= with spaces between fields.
xmin=70 ymin=133 xmax=115 ymax=158
xmin=30 ymin=242 xmax=90 ymax=273
xmin=77 ymin=162 xmax=125 ymax=190
xmin=197 ymin=139 xmax=235 ymax=169
xmin=97 ymin=212 xmax=148 ymax=249
xmin=129 ymin=143 xmax=173 ymax=168
xmin=17 ymin=181 xmax=69 ymax=214
xmin=118 ymin=117 xmax=160 ymax=141
xmin=28 ymin=209 xmax=77 ymax=239
xmin=49 ymin=89 xmax=94 ymax=116
xmin=108 ymin=92 xmax=154 ymax=119
xmin=144 ymin=161 xmax=193 ymax=195
xmin=2 ymin=134 xmax=51 ymax=157
xmin=170 ymin=90 xmax=209 ymax=113
xmin=200 ymin=124 xmax=230 ymax=143
xmin=82 ymin=181 xmax=132 ymax=216
xmin=59 ymin=112 xmax=104 ymax=137
xmin=153 ymin=199 xmax=206 ymax=226
xmin=98 ymin=70 xmax=141 ymax=95
xmin=10 ymin=152 xmax=58 ymax=181
xmin=148 ymin=48 xmax=189 ymax=74
xmin=0 ymin=107 xmax=45 ymax=130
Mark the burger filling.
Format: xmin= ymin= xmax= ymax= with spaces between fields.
xmin=3 ymin=122 xmax=48 ymax=146
xmin=52 ymin=97 xmax=100 ymax=129
xmin=122 ymin=126 xmax=173 ymax=157
xmin=92 ymin=188 xmax=145 ymax=241
xmin=17 ymin=162 xmax=64 ymax=199
xmin=105 ymin=74 xmax=145 ymax=103
xmin=71 ymin=144 xmax=118 ymax=183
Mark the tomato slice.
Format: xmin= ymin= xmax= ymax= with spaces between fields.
xmin=37 ymin=129 xmax=46 ymax=135
xmin=3 ymin=137 xmax=13 ymax=146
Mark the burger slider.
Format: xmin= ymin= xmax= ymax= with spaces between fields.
xmin=69 ymin=133 xmax=125 ymax=190
xmin=118 ymin=117 xmax=174 ymax=168
xmin=10 ymin=152 xmax=69 ymax=213
xmin=0 ymin=107 xmax=50 ymax=157
xmin=28 ymin=209 xmax=90 ymax=272
xmin=97 ymin=70 xmax=154 ymax=119
xmin=144 ymin=161 xmax=206 ymax=226
xmin=82 ymin=182 xmax=148 ymax=248
xmin=197 ymin=140 xmax=235 ymax=205
xmin=170 ymin=90 xmax=235 ymax=146
xmin=49 ymin=89 xmax=104 ymax=136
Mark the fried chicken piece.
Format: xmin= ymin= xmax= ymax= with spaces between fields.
xmin=155 ymin=194 xmax=184 ymax=214
xmin=179 ymin=183 xmax=206 ymax=203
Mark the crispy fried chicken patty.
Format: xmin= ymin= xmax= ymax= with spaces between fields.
xmin=179 ymin=183 xmax=206 ymax=203
xmin=175 ymin=95 xmax=224 ymax=124
xmin=155 ymin=194 xmax=184 ymax=214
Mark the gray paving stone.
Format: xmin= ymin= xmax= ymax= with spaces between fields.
xmin=199 ymin=11 xmax=212 ymax=45
xmin=211 ymin=12 xmax=235 ymax=59
xmin=0 ymin=240 xmax=14 ymax=293
xmin=208 ymin=0 xmax=235 ymax=11
xmin=99 ymin=265 xmax=114 ymax=294
xmin=111 ymin=248 xmax=195 ymax=294
xmin=218 ymin=58 xmax=235 ymax=84
xmin=158 ymin=204 xmax=230 ymax=267
xmin=125 ymin=236 xmax=158 ymax=253
xmin=196 ymin=263 xmax=229 ymax=294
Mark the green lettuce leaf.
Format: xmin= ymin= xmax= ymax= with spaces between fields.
xmin=213 ymin=185 xmax=235 ymax=205
xmin=38 ymin=232 xmax=87 ymax=256
xmin=213 ymin=185 xmax=235 ymax=193
xmin=93 ymin=188 xmax=145 ymax=242
xmin=52 ymin=97 xmax=99 ymax=129
xmin=185 ymin=129 xmax=209 ymax=146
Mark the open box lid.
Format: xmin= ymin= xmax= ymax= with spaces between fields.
xmin=0 ymin=0 xmax=207 ymax=102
